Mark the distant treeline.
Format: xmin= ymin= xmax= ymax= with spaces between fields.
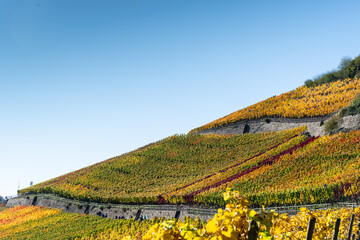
xmin=305 ymin=55 xmax=360 ymax=87
xmin=0 ymin=196 xmax=6 ymax=203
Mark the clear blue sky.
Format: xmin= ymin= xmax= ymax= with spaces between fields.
xmin=1 ymin=0 xmax=360 ymax=197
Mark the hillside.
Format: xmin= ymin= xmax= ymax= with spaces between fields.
xmin=20 ymin=127 xmax=304 ymax=205
xmin=9 ymin=61 xmax=360 ymax=239
xmin=190 ymin=77 xmax=360 ymax=133
xmin=192 ymin=130 xmax=360 ymax=206
xmin=17 ymin=74 xmax=360 ymax=209
xmin=19 ymin=124 xmax=360 ymax=207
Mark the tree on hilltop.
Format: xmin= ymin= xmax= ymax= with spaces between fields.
xmin=304 ymin=54 xmax=360 ymax=87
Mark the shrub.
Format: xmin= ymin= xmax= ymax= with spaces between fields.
xmin=324 ymin=113 xmax=342 ymax=134
xmin=341 ymin=94 xmax=360 ymax=116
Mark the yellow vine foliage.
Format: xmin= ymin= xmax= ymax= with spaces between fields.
xmin=20 ymin=127 xmax=305 ymax=206
xmin=191 ymin=77 xmax=360 ymax=133
xmin=0 ymin=205 xmax=60 ymax=238
xmin=0 ymin=205 xmax=160 ymax=239
xmin=1 ymin=192 xmax=360 ymax=239
xmin=272 ymin=207 xmax=360 ymax=240
xmin=141 ymin=189 xmax=276 ymax=240
xmin=126 ymin=189 xmax=360 ymax=240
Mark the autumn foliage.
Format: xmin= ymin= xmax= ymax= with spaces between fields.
xmin=2 ymin=190 xmax=360 ymax=239
xmin=0 ymin=205 xmax=162 ymax=239
xmin=191 ymin=77 xmax=360 ymax=133
xmin=19 ymin=127 xmax=360 ymax=207
xmin=20 ymin=127 xmax=304 ymax=205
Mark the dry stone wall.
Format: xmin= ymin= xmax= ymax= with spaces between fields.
xmin=6 ymin=194 xmax=217 ymax=221
xmin=7 ymin=194 xmax=360 ymax=219
xmin=195 ymin=114 xmax=360 ymax=136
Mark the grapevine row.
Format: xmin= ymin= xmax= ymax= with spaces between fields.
xmin=20 ymin=127 xmax=304 ymax=205
xmin=193 ymin=130 xmax=360 ymax=207
xmin=183 ymin=136 xmax=318 ymax=203
xmin=158 ymin=133 xmax=300 ymax=202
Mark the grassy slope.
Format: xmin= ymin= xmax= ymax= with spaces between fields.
xmin=20 ymin=127 xmax=305 ymax=204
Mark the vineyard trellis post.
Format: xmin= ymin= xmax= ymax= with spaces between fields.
xmin=247 ymin=220 xmax=259 ymax=240
xmin=356 ymin=223 xmax=360 ymax=240
xmin=306 ymin=217 xmax=316 ymax=240
xmin=347 ymin=214 xmax=355 ymax=240
xmin=135 ymin=210 xmax=141 ymax=221
xmin=332 ymin=218 xmax=341 ymax=240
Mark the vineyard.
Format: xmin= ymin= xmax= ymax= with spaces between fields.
xmin=20 ymin=127 xmax=305 ymax=205
xmin=0 ymin=204 xmax=6 ymax=212
xmin=11 ymin=74 xmax=360 ymax=238
xmin=2 ymin=190 xmax=360 ymax=239
xmin=19 ymin=126 xmax=360 ymax=208
xmin=190 ymin=77 xmax=360 ymax=133
xmin=0 ymin=205 xmax=163 ymax=239
xmin=191 ymin=130 xmax=360 ymax=207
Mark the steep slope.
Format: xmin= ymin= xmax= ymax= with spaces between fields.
xmin=19 ymin=127 xmax=305 ymax=205
xmin=19 ymin=127 xmax=360 ymax=207
xmin=17 ymin=76 xmax=360 ymax=209
xmin=193 ymin=130 xmax=360 ymax=206
xmin=190 ymin=77 xmax=360 ymax=133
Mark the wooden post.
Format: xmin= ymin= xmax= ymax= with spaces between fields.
xmin=175 ymin=210 xmax=181 ymax=220
xmin=248 ymin=220 xmax=259 ymax=240
xmin=347 ymin=214 xmax=355 ymax=240
xmin=135 ymin=209 xmax=141 ymax=221
xmin=332 ymin=218 xmax=341 ymax=240
xmin=306 ymin=218 xmax=316 ymax=240
xmin=306 ymin=217 xmax=316 ymax=240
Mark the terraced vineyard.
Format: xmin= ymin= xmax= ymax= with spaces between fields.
xmin=2 ymin=191 xmax=360 ymax=240
xmin=191 ymin=77 xmax=360 ymax=133
xmin=19 ymin=126 xmax=360 ymax=207
xmin=193 ymin=130 xmax=360 ymax=207
xmin=8 ymin=69 xmax=360 ymax=239
xmin=161 ymin=134 xmax=310 ymax=204
xmin=20 ymin=127 xmax=305 ymax=205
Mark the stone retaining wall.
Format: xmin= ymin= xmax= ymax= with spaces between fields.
xmin=194 ymin=114 xmax=360 ymax=136
xmin=6 ymin=194 xmax=360 ymax=220
xmin=6 ymin=194 xmax=217 ymax=221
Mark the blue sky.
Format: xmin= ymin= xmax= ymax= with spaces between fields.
xmin=1 ymin=0 xmax=360 ymax=197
